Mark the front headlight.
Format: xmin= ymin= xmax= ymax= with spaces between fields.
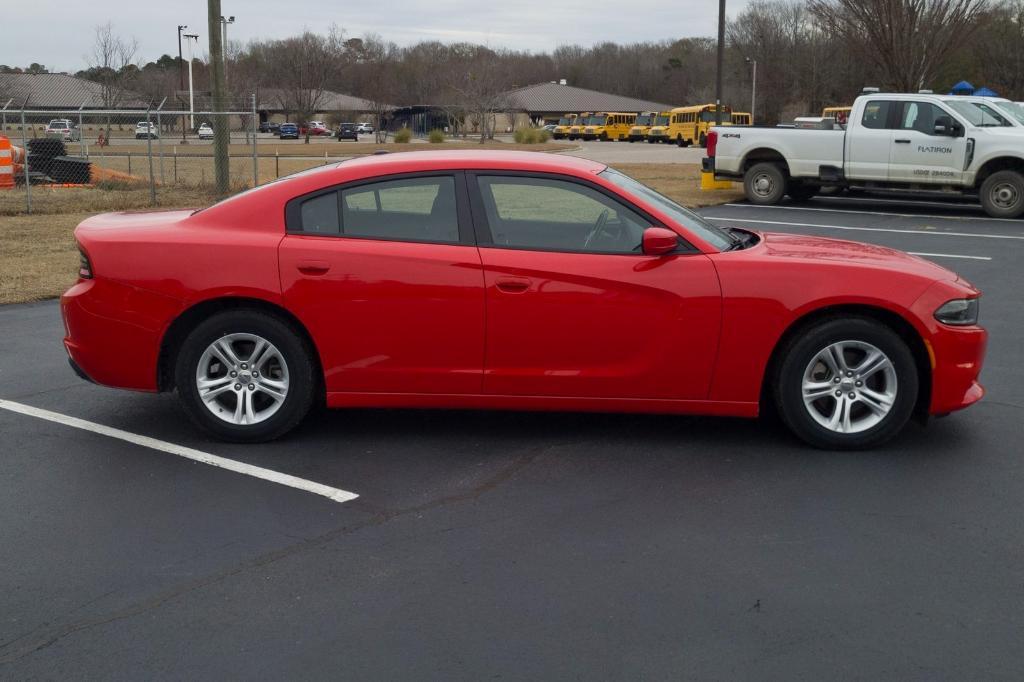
xmin=934 ymin=298 xmax=979 ymax=326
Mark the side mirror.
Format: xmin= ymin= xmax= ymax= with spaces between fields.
xmin=642 ymin=227 xmax=679 ymax=256
xmin=934 ymin=115 xmax=961 ymax=137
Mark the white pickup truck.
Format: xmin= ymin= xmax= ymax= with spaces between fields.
xmin=705 ymin=92 xmax=1024 ymax=218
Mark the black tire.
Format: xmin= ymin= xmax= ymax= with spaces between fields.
xmin=979 ymin=170 xmax=1024 ymax=218
xmin=744 ymin=162 xmax=787 ymax=205
xmin=773 ymin=317 xmax=919 ymax=450
xmin=676 ymin=135 xmax=684 ymax=147
xmin=175 ymin=310 xmax=317 ymax=442
xmin=787 ymin=183 xmax=819 ymax=202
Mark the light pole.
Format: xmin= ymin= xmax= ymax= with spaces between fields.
xmin=177 ymin=25 xmax=187 ymax=141
xmin=184 ymin=33 xmax=199 ymax=131
xmin=746 ymin=57 xmax=757 ymax=123
xmin=715 ymin=0 xmax=726 ymax=126
xmin=220 ymin=16 xmax=235 ymax=85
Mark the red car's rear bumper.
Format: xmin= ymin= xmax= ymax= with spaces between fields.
xmin=61 ymin=278 xmax=181 ymax=392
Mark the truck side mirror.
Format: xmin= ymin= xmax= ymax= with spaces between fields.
xmin=934 ymin=115 xmax=962 ymax=137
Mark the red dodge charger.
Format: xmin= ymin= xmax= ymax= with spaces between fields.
xmin=62 ymin=151 xmax=987 ymax=448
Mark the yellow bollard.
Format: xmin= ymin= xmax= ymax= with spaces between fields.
xmin=700 ymin=170 xmax=733 ymax=191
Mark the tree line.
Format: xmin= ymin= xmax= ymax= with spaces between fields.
xmin=27 ymin=0 xmax=1024 ymax=127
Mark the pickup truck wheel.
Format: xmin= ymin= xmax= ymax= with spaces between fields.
xmin=980 ymin=170 xmax=1024 ymax=218
xmin=787 ymin=183 xmax=819 ymax=202
xmin=773 ymin=317 xmax=918 ymax=450
xmin=744 ymin=163 xmax=787 ymax=205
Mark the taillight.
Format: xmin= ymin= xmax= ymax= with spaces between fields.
xmin=707 ymin=129 xmax=718 ymax=158
xmin=77 ymin=244 xmax=93 ymax=279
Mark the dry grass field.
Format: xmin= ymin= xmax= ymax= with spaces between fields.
xmin=0 ymin=162 xmax=742 ymax=305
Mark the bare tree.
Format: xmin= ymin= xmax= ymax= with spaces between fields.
xmin=86 ymin=23 xmax=139 ymax=134
xmin=265 ymin=27 xmax=344 ymax=143
xmin=972 ymin=0 xmax=1024 ymax=98
xmin=447 ymin=46 xmax=511 ymax=143
xmin=345 ymin=36 xmax=398 ymax=142
xmin=809 ymin=0 xmax=990 ymax=91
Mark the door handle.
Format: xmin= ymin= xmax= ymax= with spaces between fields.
xmin=494 ymin=277 xmax=531 ymax=293
xmin=895 ymin=139 xmax=911 ymax=144
xmin=296 ymin=260 xmax=330 ymax=275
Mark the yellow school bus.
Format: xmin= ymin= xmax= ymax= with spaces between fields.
xmin=582 ymin=112 xmax=637 ymax=141
xmin=731 ymin=112 xmax=752 ymax=125
xmin=552 ymin=113 xmax=578 ymax=140
xmin=666 ymin=104 xmax=732 ymax=147
xmin=645 ymin=112 xmax=673 ymax=143
xmin=627 ymin=112 xmax=659 ymax=142
xmin=822 ymin=106 xmax=852 ymax=126
xmin=567 ymin=112 xmax=591 ymax=141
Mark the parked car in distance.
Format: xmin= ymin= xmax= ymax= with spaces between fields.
xmin=197 ymin=123 xmax=214 ymax=140
xmin=259 ymin=121 xmax=271 ymax=133
xmin=45 ymin=119 xmax=74 ymax=140
xmin=268 ymin=121 xmax=280 ymax=134
xmin=299 ymin=121 xmax=331 ymax=136
xmin=542 ymin=124 xmax=558 ymax=133
xmin=356 ymin=122 xmax=374 ymax=133
xmin=336 ymin=123 xmax=359 ymax=141
xmin=278 ymin=122 xmax=299 ymax=140
xmin=61 ymin=150 xmax=986 ymax=448
xmin=135 ymin=122 xmax=158 ymax=139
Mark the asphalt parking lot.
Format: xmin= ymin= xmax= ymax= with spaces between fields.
xmin=2 ymin=192 xmax=1023 ymax=679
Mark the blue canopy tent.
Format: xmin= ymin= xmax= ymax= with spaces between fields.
xmin=973 ymin=87 xmax=999 ymax=97
xmin=950 ymin=80 xmax=975 ymax=95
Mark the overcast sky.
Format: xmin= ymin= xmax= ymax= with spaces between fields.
xmin=4 ymin=1 xmax=750 ymax=73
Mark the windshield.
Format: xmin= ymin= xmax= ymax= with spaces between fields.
xmin=635 ymin=115 xmax=653 ymax=126
xmin=991 ymin=101 xmax=1024 ymax=126
xmin=590 ymin=116 xmax=607 ymax=125
xmin=654 ymin=115 xmax=669 ymax=126
xmin=946 ymin=101 xmax=1013 ymax=127
xmin=599 ymin=168 xmax=734 ymax=251
xmin=557 ymin=117 xmax=570 ymax=125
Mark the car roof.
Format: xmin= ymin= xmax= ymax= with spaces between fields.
xmin=333 ymin=150 xmax=606 ymax=176
xmin=194 ymin=151 xmax=609 ymax=226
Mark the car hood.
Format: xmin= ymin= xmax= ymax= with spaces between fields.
xmin=753 ymin=231 xmax=958 ymax=282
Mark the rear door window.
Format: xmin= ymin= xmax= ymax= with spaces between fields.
xmin=861 ymin=101 xmax=893 ymax=129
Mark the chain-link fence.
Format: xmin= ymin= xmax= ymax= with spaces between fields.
xmin=0 ymin=95 xmax=362 ymax=216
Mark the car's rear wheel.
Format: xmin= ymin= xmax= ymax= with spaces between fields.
xmin=744 ymin=162 xmax=787 ymax=205
xmin=979 ymin=170 xmax=1024 ymax=218
xmin=773 ymin=317 xmax=918 ymax=449
xmin=175 ymin=311 xmax=316 ymax=442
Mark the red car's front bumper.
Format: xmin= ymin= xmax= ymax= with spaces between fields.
xmin=912 ymin=280 xmax=988 ymax=415
xmin=61 ymin=278 xmax=181 ymax=392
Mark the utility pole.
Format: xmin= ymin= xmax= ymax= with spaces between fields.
xmin=220 ymin=16 xmax=235 ymax=86
xmin=746 ymin=57 xmax=757 ymax=123
xmin=184 ymin=34 xmax=198 ymax=130
xmin=177 ymin=25 xmax=187 ymax=142
xmin=208 ymin=0 xmax=229 ymax=195
xmin=715 ymin=0 xmax=726 ymax=126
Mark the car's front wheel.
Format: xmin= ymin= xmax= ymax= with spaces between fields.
xmin=773 ymin=317 xmax=919 ymax=449
xmin=175 ymin=310 xmax=317 ymax=442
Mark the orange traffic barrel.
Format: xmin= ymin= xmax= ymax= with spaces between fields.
xmin=0 ymin=136 xmax=14 ymax=189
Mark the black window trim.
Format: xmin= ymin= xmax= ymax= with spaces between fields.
xmin=284 ymin=170 xmax=476 ymax=247
xmin=464 ymin=170 xmax=698 ymax=256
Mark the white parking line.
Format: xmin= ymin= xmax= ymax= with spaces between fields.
xmin=907 ymin=252 xmax=991 ymax=261
xmin=705 ymin=215 xmax=1024 ymax=240
xmin=0 ymin=399 xmax=359 ymax=504
xmin=722 ymin=202 xmax=1024 ymax=225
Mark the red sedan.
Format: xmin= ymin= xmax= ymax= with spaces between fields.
xmin=62 ymin=151 xmax=987 ymax=448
